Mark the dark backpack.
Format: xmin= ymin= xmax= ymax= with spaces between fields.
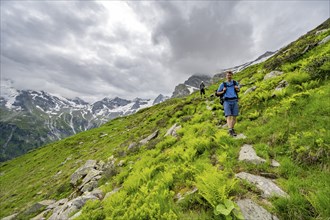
xmin=217 ymin=80 xmax=238 ymax=105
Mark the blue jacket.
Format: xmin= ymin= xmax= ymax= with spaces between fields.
xmin=217 ymin=80 xmax=240 ymax=99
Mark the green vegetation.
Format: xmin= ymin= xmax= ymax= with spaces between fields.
xmin=0 ymin=19 xmax=329 ymax=219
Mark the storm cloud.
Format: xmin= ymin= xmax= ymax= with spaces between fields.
xmin=1 ymin=1 xmax=329 ymax=102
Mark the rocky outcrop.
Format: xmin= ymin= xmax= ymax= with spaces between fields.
xmin=238 ymin=144 xmax=280 ymax=167
xmin=139 ymin=130 xmax=159 ymax=145
xmin=49 ymin=190 xmax=101 ymax=220
xmin=274 ymin=80 xmax=289 ymax=91
xmin=239 ymin=144 xmax=266 ymax=164
xmin=318 ymin=35 xmax=330 ymax=45
xmin=263 ymin=71 xmax=284 ymax=80
xmin=236 ymin=199 xmax=279 ymax=220
xmin=244 ymin=86 xmax=257 ymax=95
xmin=236 ymin=172 xmax=288 ymax=198
xmin=164 ymin=124 xmax=182 ymax=137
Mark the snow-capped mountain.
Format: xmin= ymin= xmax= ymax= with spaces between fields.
xmin=171 ymin=75 xmax=212 ymax=98
xmin=0 ymin=79 xmax=168 ymax=161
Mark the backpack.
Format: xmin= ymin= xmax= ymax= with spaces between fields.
xmin=217 ymin=80 xmax=238 ymax=105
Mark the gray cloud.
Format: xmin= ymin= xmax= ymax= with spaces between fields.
xmin=1 ymin=1 xmax=329 ymax=102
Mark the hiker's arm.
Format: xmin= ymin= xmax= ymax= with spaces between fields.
xmin=216 ymin=85 xmax=226 ymax=95
xmin=234 ymin=84 xmax=240 ymax=92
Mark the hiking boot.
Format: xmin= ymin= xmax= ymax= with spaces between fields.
xmin=232 ymin=129 xmax=237 ymax=136
xmin=228 ymin=129 xmax=234 ymax=136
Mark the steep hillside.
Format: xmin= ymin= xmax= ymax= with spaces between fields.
xmin=0 ymin=19 xmax=329 ymax=220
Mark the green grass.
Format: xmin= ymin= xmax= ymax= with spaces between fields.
xmin=1 ymin=19 xmax=329 ymax=220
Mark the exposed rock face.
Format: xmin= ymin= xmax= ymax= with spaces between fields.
xmin=236 ymin=172 xmax=288 ymax=198
xmin=1 ymin=213 xmax=18 ymax=220
xmin=164 ymin=124 xmax=182 ymax=137
xmin=315 ymin=29 xmax=330 ymax=35
xmin=263 ymin=71 xmax=284 ymax=80
xmin=239 ymin=144 xmax=266 ymax=164
xmin=70 ymin=160 xmax=98 ymax=186
xmin=236 ymin=199 xmax=279 ymax=220
xmin=171 ymin=84 xmax=192 ymax=98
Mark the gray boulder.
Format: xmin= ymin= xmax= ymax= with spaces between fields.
xmin=275 ymin=80 xmax=289 ymax=91
xmin=239 ymin=144 xmax=266 ymax=164
xmin=70 ymin=160 xmax=97 ymax=186
xmin=236 ymin=172 xmax=288 ymax=198
xmin=1 ymin=213 xmax=18 ymax=220
xmin=244 ymin=86 xmax=257 ymax=95
xmin=139 ymin=130 xmax=159 ymax=145
xmin=318 ymin=35 xmax=330 ymax=45
xmin=264 ymin=71 xmax=284 ymax=80
xmin=236 ymin=199 xmax=279 ymax=220
xmin=315 ymin=29 xmax=330 ymax=35
xmin=164 ymin=124 xmax=182 ymax=137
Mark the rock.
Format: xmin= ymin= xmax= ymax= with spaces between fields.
xmin=271 ymin=159 xmax=280 ymax=167
xmin=49 ymin=195 xmax=98 ymax=220
xmin=244 ymin=86 xmax=257 ymax=95
xmin=31 ymin=209 xmax=52 ymax=220
xmin=1 ymin=213 xmax=18 ymax=220
xmin=84 ymin=188 xmax=104 ymax=200
xmin=318 ymin=35 xmax=330 ymax=45
xmin=236 ymin=172 xmax=288 ymax=198
xmin=239 ymin=144 xmax=266 ymax=164
xmin=69 ymin=210 xmax=82 ymax=220
xmin=47 ymin=198 xmax=68 ymax=210
xmin=78 ymin=169 xmax=102 ymax=190
xmin=264 ymin=71 xmax=284 ymax=80
xmin=70 ymin=160 xmax=97 ymax=186
xmin=104 ymin=187 xmax=122 ymax=199
xmin=234 ymin=133 xmax=247 ymax=139
xmin=275 ymin=80 xmax=289 ymax=91
xmin=127 ymin=142 xmax=138 ymax=151
xmin=80 ymin=180 xmax=98 ymax=193
xmin=236 ymin=199 xmax=279 ymax=220
xmin=165 ymin=124 xmax=182 ymax=137
xmin=301 ymin=45 xmax=310 ymax=54
xmin=100 ymin=133 xmax=108 ymax=138
xmin=117 ymin=160 xmax=125 ymax=167
xmin=315 ymin=28 xmax=329 ymax=35
xmin=139 ymin=130 xmax=159 ymax=144
xmin=24 ymin=200 xmax=55 ymax=215
xmin=260 ymin=172 xmax=278 ymax=179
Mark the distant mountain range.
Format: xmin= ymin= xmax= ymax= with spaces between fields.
xmin=171 ymin=50 xmax=276 ymax=98
xmin=0 ymin=79 xmax=169 ymax=161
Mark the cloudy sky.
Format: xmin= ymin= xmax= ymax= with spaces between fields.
xmin=1 ymin=1 xmax=329 ymax=102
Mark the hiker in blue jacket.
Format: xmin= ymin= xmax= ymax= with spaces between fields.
xmin=216 ymin=71 xmax=240 ymax=136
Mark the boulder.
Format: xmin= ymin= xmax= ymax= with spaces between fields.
xmin=318 ymin=35 xmax=330 ymax=45
xmin=31 ymin=209 xmax=52 ymax=220
xmin=275 ymin=80 xmax=289 ymax=91
xmin=236 ymin=199 xmax=279 ymax=220
xmin=104 ymin=187 xmax=122 ymax=199
xmin=263 ymin=71 xmax=284 ymax=80
xmin=70 ymin=160 xmax=97 ymax=186
xmin=48 ymin=195 xmax=98 ymax=220
xmin=139 ymin=130 xmax=159 ymax=144
xmin=315 ymin=29 xmax=329 ymax=35
xmin=127 ymin=142 xmax=138 ymax=151
xmin=236 ymin=172 xmax=288 ymax=198
xmin=165 ymin=124 xmax=182 ymax=137
xmin=1 ymin=213 xmax=18 ymax=220
xmin=244 ymin=86 xmax=257 ymax=95
xmin=78 ymin=169 xmax=102 ymax=190
xmin=24 ymin=200 xmax=56 ymax=216
xmin=239 ymin=144 xmax=266 ymax=164
xmin=234 ymin=133 xmax=247 ymax=139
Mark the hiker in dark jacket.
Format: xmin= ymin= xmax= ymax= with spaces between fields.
xmin=216 ymin=71 xmax=240 ymax=136
xmin=200 ymin=81 xmax=206 ymax=98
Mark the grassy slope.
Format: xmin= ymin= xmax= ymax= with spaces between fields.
xmin=0 ymin=19 xmax=329 ymax=219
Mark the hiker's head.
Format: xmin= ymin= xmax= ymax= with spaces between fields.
xmin=226 ymin=71 xmax=233 ymax=80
